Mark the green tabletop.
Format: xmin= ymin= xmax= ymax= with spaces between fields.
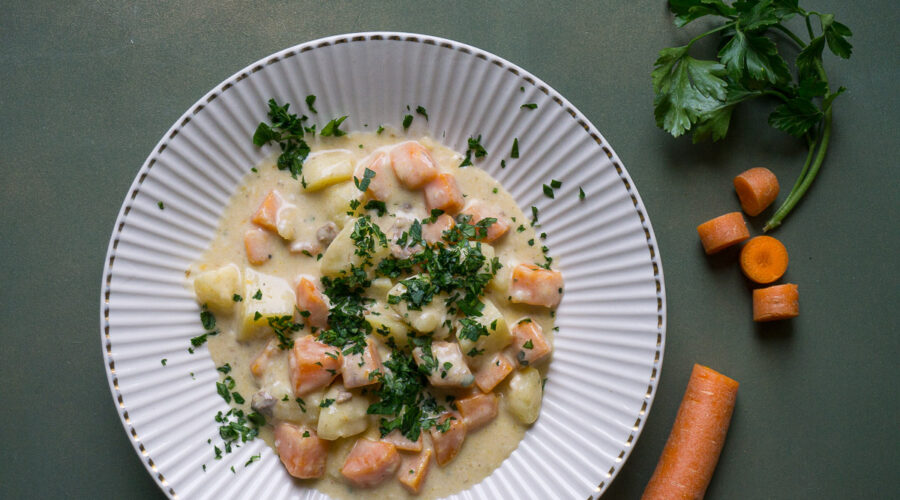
xmin=2 ymin=1 xmax=897 ymax=498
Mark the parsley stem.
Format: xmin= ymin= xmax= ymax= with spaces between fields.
xmin=772 ymin=23 xmax=807 ymax=48
xmin=805 ymin=15 xmax=816 ymax=39
xmin=764 ymin=106 xmax=832 ymax=232
xmin=687 ymin=22 xmax=735 ymax=49
xmin=761 ymin=89 xmax=790 ymax=103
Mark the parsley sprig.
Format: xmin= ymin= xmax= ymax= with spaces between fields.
xmin=652 ymin=0 xmax=852 ymax=231
xmin=253 ymin=99 xmax=311 ymax=180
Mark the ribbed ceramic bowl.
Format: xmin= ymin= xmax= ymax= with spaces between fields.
xmin=100 ymin=32 xmax=666 ymax=499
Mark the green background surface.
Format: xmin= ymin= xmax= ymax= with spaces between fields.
xmin=2 ymin=1 xmax=897 ymax=498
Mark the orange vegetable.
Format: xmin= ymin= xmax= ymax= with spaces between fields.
xmin=422 ymin=213 xmax=455 ymax=245
xmin=642 ymin=364 xmax=739 ymax=500
xmin=340 ymin=439 xmax=400 ymax=488
xmin=429 ymin=413 xmax=466 ymax=466
xmin=508 ymin=264 xmax=564 ymax=308
xmin=753 ymin=283 xmax=799 ymax=322
xmin=510 ymin=318 xmax=552 ymax=366
xmin=295 ymin=277 xmax=329 ymax=329
xmin=424 ymin=173 xmax=465 ymax=214
xmin=390 ymin=141 xmax=439 ymax=189
xmin=251 ymin=190 xmax=283 ymax=232
xmin=474 ymin=352 xmax=514 ymax=393
xmin=243 ymin=228 xmax=272 ymax=265
xmin=273 ymin=423 xmax=328 ymax=479
xmin=288 ymin=335 xmax=342 ymax=396
xmin=354 ymin=152 xmax=398 ymax=202
xmin=382 ymin=429 xmax=423 ymax=452
xmin=456 ymin=393 xmax=499 ymax=432
xmin=461 ymin=201 xmax=510 ymax=243
xmin=249 ymin=339 xmax=279 ymax=379
xmin=341 ymin=337 xmax=382 ymax=389
xmin=397 ymin=448 xmax=433 ymax=494
xmin=739 ymin=236 xmax=788 ymax=284
xmin=734 ymin=167 xmax=779 ymax=216
xmin=696 ymin=212 xmax=750 ymax=254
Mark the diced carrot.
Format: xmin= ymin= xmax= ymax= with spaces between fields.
xmin=249 ymin=338 xmax=279 ymax=379
xmin=422 ymin=213 xmax=455 ymax=245
xmin=461 ymin=201 xmax=510 ymax=242
xmin=273 ymin=422 xmax=329 ymax=479
xmin=340 ymin=439 xmax=401 ymax=488
xmin=382 ymin=429 xmax=424 ymax=452
xmin=752 ymin=283 xmax=799 ymax=322
xmin=288 ymin=335 xmax=342 ymax=396
xmin=341 ymin=337 xmax=383 ymax=389
xmin=510 ymin=319 xmax=552 ymax=366
xmin=423 ymin=173 xmax=464 ymax=214
xmin=456 ymin=393 xmax=499 ymax=432
xmin=474 ymin=352 xmax=514 ymax=393
xmin=295 ymin=277 xmax=330 ymax=329
xmin=734 ymin=167 xmax=779 ymax=216
xmin=251 ymin=190 xmax=283 ymax=233
xmin=389 ymin=141 xmax=439 ymax=189
xmin=509 ymin=264 xmax=564 ymax=308
xmin=244 ymin=228 xmax=272 ymax=266
xmin=397 ymin=448 xmax=433 ymax=494
xmin=739 ymin=236 xmax=789 ymax=284
xmin=430 ymin=413 xmax=466 ymax=466
xmin=697 ymin=212 xmax=750 ymax=255
xmin=354 ymin=152 xmax=397 ymax=201
xmin=642 ymin=364 xmax=739 ymax=500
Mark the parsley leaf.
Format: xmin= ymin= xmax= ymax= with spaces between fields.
xmin=402 ymin=114 xmax=413 ymax=130
xmin=521 ymin=103 xmax=537 ymax=110
xmin=415 ymin=106 xmax=429 ymax=121
xmin=320 ymin=116 xmax=348 ymax=137
xmin=305 ymin=95 xmax=317 ymax=113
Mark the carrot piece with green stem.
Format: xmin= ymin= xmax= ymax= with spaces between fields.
xmin=753 ymin=283 xmax=799 ymax=322
xmin=642 ymin=364 xmax=739 ymax=500
xmin=739 ymin=236 xmax=788 ymax=284
xmin=696 ymin=212 xmax=749 ymax=254
xmin=734 ymin=167 xmax=779 ymax=216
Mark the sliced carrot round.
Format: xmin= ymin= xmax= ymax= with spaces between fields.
xmin=734 ymin=167 xmax=779 ymax=216
xmin=696 ymin=212 xmax=750 ymax=254
xmin=739 ymin=235 xmax=788 ymax=284
xmin=753 ymin=283 xmax=799 ymax=322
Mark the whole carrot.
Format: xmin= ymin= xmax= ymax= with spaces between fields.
xmin=642 ymin=364 xmax=739 ymax=500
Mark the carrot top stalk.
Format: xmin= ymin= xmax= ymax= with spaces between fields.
xmin=739 ymin=235 xmax=789 ymax=284
xmin=642 ymin=364 xmax=739 ymax=500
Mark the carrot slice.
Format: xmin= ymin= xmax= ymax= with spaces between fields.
xmin=288 ymin=335 xmax=342 ymax=396
xmin=249 ymin=339 xmax=279 ymax=379
xmin=752 ymin=283 xmax=799 ymax=322
xmin=382 ymin=429 xmax=423 ymax=452
xmin=696 ymin=212 xmax=750 ymax=254
xmin=642 ymin=364 xmax=739 ymax=500
xmin=273 ymin=423 xmax=329 ymax=479
xmin=739 ymin=236 xmax=788 ymax=284
xmin=423 ymin=173 xmax=465 ymax=214
xmin=295 ymin=277 xmax=330 ymax=329
xmin=251 ymin=190 xmax=282 ymax=232
xmin=244 ymin=228 xmax=272 ymax=265
xmin=389 ymin=141 xmax=439 ymax=189
xmin=430 ymin=413 xmax=466 ymax=466
xmin=341 ymin=337 xmax=382 ymax=389
xmin=422 ymin=213 xmax=455 ymax=245
xmin=340 ymin=439 xmax=400 ymax=488
xmin=510 ymin=318 xmax=552 ymax=366
xmin=456 ymin=392 xmax=499 ymax=432
xmin=508 ymin=264 xmax=564 ymax=308
xmin=734 ymin=167 xmax=779 ymax=216
xmin=397 ymin=448 xmax=433 ymax=494
xmin=474 ymin=352 xmax=514 ymax=393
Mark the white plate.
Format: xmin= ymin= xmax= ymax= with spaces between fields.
xmin=100 ymin=32 xmax=666 ymax=499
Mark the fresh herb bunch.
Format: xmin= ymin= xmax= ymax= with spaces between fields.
xmin=652 ymin=0 xmax=852 ymax=231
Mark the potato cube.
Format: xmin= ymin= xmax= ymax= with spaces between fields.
xmin=456 ymin=298 xmax=510 ymax=356
xmin=505 ymin=366 xmax=543 ymax=424
xmin=303 ymin=151 xmax=356 ymax=192
xmin=316 ymin=385 xmax=371 ymax=441
xmin=193 ymin=264 xmax=240 ymax=314
xmin=238 ymin=268 xmax=296 ymax=340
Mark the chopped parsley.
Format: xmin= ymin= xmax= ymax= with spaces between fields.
xmin=252 ymin=99 xmax=311 ymax=180
xmin=245 ymin=454 xmax=260 ymax=466
xmin=523 ymin=339 xmax=534 ymax=349
xmin=305 ymin=94 xmax=317 ymax=114
xmin=510 ymin=138 xmax=519 ymax=158
xmin=319 ymin=398 xmax=336 ymax=408
xmin=579 ymin=187 xmax=586 ymax=200
xmin=217 ymin=363 xmax=232 ymax=374
xmin=354 ymin=167 xmax=376 ymax=192
xmin=252 ymin=289 xmax=263 ymax=300
xmin=160 ymin=358 xmax=167 ymax=366
xmin=267 ymin=315 xmax=301 ymax=350
xmin=415 ymin=105 xmax=429 ymax=121
xmin=320 ymin=116 xmax=348 ymax=137
xmin=542 ymin=184 xmax=555 ymax=199
xmin=521 ymin=103 xmax=538 ymax=110
xmin=550 ymin=179 xmax=562 ymax=189
xmin=157 ymin=201 xmax=164 ymax=210
xmin=402 ymin=114 xmax=413 ymax=130
xmin=376 ymin=125 xmax=384 ymax=134
xmin=459 ymin=134 xmax=487 ymax=167
xmin=232 ymin=294 xmax=243 ymax=302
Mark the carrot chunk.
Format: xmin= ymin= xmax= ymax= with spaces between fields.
xmin=423 ymin=173 xmax=464 ymax=214
xmin=251 ymin=190 xmax=283 ymax=233
xmin=429 ymin=413 xmax=466 ymax=466
xmin=341 ymin=337 xmax=382 ymax=389
xmin=354 ymin=152 xmax=398 ymax=201
xmin=642 ymin=364 xmax=739 ymax=500
xmin=461 ymin=201 xmax=510 ymax=243
xmin=243 ymin=228 xmax=272 ymax=266
xmin=696 ymin=212 xmax=750 ymax=254
xmin=390 ymin=141 xmax=439 ymax=189
xmin=288 ymin=335 xmax=342 ymax=396
xmin=249 ymin=338 xmax=279 ymax=379
xmin=510 ymin=318 xmax=552 ymax=366
xmin=752 ymin=283 xmax=799 ymax=322
xmin=422 ymin=213 xmax=455 ymax=245
xmin=340 ymin=439 xmax=401 ymax=488
xmin=474 ymin=352 xmax=515 ymax=393
xmin=509 ymin=264 xmax=564 ymax=308
xmin=273 ymin=422 xmax=329 ymax=479
xmin=397 ymin=448 xmax=433 ymax=494
xmin=739 ymin=236 xmax=789 ymax=284
xmin=456 ymin=392 xmax=499 ymax=432
xmin=734 ymin=167 xmax=779 ymax=216
xmin=382 ymin=429 xmax=424 ymax=452
xmin=295 ymin=277 xmax=330 ymax=329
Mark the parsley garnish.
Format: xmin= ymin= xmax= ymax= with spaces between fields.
xmin=160 ymin=358 xmax=167 ymax=366
xmin=521 ymin=103 xmax=537 ymax=110
xmin=523 ymin=339 xmax=534 ymax=349
xmin=200 ymin=307 xmax=216 ymax=330
xmin=217 ymin=363 xmax=231 ymax=374
xmin=267 ymin=315 xmax=301 ymax=350
xmin=457 ymin=318 xmax=489 ymax=342
xmin=416 ymin=106 xmax=429 ymax=121
xmin=253 ymin=99 xmax=311 ymax=180
xmin=510 ymin=138 xmax=519 ymax=158
xmin=252 ymin=289 xmax=263 ymax=300
xmin=320 ymin=116 xmax=348 ymax=137
xmin=232 ymin=294 xmax=243 ymax=302
xmin=364 ymin=199 xmax=387 ymax=216
xmin=245 ymin=454 xmax=260 ymax=467
xmin=376 ymin=125 xmax=385 ymax=134
xmin=305 ymin=94 xmax=317 ymax=113
xmin=542 ymin=184 xmax=555 ymax=199
xmin=459 ymin=135 xmax=487 ymax=167
xmin=402 ymin=114 xmax=413 ymax=130
xmin=354 ymin=167 xmax=376 ymax=192
xmin=157 ymin=201 xmax=164 ymax=210
xmin=319 ymin=398 xmax=336 ymax=408
xmin=550 ymin=179 xmax=562 ymax=189
xmin=579 ymin=187 xmax=586 ymax=200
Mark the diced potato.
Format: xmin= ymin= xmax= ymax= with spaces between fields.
xmin=413 ymin=341 xmax=474 ymax=388
xmin=303 ymin=150 xmax=356 ymax=191
xmin=505 ymin=366 xmax=543 ymax=424
xmin=456 ymin=298 xmax=511 ymax=356
xmin=388 ymin=282 xmax=449 ymax=335
xmin=193 ymin=264 xmax=240 ymax=314
xmin=271 ymin=388 xmax=323 ymax=425
xmin=320 ymin=181 xmax=362 ymax=228
xmin=317 ymin=385 xmax=372 ymax=441
xmin=367 ymin=277 xmax=393 ymax=301
xmin=366 ymin=304 xmax=411 ymax=348
xmin=238 ymin=268 xmax=296 ymax=340
xmin=319 ymin=217 xmax=390 ymax=276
